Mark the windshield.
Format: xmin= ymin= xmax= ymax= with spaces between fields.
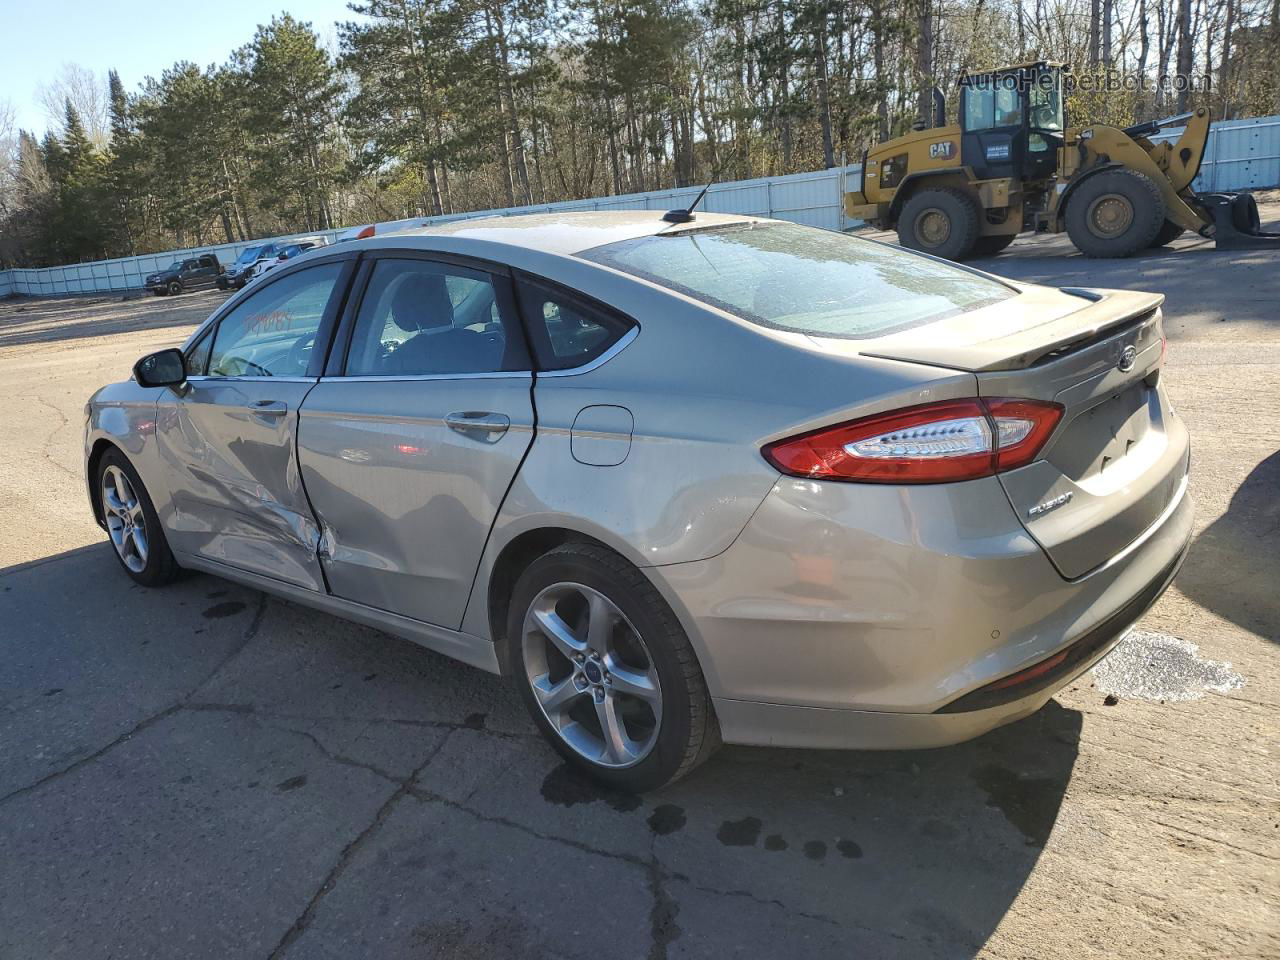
xmin=166 ymin=261 xmax=184 ymax=272
xmin=580 ymin=223 xmax=1013 ymax=339
xmin=235 ymin=246 xmax=264 ymax=266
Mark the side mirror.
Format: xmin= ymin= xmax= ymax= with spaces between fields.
xmin=134 ymin=348 xmax=187 ymax=388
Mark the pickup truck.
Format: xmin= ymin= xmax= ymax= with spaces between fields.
xmin=144 ymin=254 xmax=223 ymax=296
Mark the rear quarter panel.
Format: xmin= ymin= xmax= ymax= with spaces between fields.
xmin=454 ymin=245 xmax=977 ymax=643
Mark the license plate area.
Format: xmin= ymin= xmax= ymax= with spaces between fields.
xmin=1048 ymin=382 xmax=1155 ymax=484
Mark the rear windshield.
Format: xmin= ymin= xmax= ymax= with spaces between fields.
xmin=579 ymin=222 xmax=1013 ymax=339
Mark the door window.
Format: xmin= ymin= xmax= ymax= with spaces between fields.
xmin=344 ymin=259 xmax=527 ymax=376
xmin=185 ymin=328 xmax=213 ymax=376
xmin=208 ymin=263 xmax=343 ymax=377
xmin=515 ymin=279 xmax=633 ymax=371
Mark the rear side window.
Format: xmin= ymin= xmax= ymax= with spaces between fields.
xmin=516 ymin=278 xmax=632 ymax=371
xmin=579 ymin=222 xmax=1013 ymax=339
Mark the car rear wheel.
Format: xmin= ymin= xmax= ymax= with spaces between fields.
xmin=97 ymin=449 xmax=180 ymax=587
xmin=507 ymin=542 xmax=719 ymax=792
xmin=897 ymin=187 xmax=981 ymax=261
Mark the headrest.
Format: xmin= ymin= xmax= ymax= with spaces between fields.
xmin=390 ymin=273 xmax=454 ymax=333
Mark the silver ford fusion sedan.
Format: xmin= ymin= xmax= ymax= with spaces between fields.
xmin=85 ymin=211 xmax=1192 ymax=791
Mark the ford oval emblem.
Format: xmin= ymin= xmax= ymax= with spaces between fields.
xmin=1118 ymin=344 xmax=1138 ymax=372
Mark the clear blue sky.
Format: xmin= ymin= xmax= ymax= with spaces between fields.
xmin=3 ymin=0 xmax=363 ymax=137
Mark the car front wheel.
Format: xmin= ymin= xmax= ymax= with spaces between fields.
xmin=97 ymin=448 xmax=180 ymax=587
xmin=508 ymin=542 xmax=720 ymax=792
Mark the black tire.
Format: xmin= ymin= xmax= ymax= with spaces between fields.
xmin=1065 ymin=170 xmax=1166 ymax=257
xmin=506 ymin=542 xmax=720 ymax=792
xmin=167 ymin=280 xmax=182 ymax=296
xmin=1231 ymin=193 xmax=1261 ymax=233
xmin=972 ymin=234 xmax=1017 ymax=256
xmin=96 ymin=448 xmax=180 ymax=587
xmin=1149 ymin=220 xmax=1186 ymax=247
xmin=897 ymin=187 xmax=981 ymax=260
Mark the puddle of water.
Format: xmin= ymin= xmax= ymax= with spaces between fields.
xmin=1092 ymin=629 xmax=1245 ymax=702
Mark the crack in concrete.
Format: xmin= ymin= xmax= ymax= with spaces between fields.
xmin=647 ymin=833 xmax=680 ymax=960
xmin=265 ymin=730 xmax=454 ymax=960
xmin=269 ymin=724 xmax=405 ymax=787
xmin=181 ymin=701 xmax=540 ymax=742
xmin=25 ymin=394 xmax=78 ymax=481
xmin=678 ymin=880 xmax=845 ymax=929
xmin=407 ymin=784 xmax=654 ymax=869
xmin=0 ymin=593 xmax=268 ymax=806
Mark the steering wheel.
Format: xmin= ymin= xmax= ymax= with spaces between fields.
xmin=285 ymin=333 xmax=315 ymax=374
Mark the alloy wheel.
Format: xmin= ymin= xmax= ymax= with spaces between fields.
xmin=102 ymin=465 xmax=149 ymax=573
xmin=522 ymin=582 xmax=663 ymax=769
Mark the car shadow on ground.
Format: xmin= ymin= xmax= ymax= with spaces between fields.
xmin=0 ymin=542 xmax=1082 ymax=959
xmin=1175 ymin=449 xmax=1280 ymax=641
xmin=0 ymin=289 xmax=229 ymax=349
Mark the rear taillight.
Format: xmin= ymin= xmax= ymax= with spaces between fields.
xmin=762 ymin=397 xmax=1063 ymax=483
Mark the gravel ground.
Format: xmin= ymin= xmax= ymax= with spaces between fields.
xmin=1 ymin=208 xmax=1277 ymax=959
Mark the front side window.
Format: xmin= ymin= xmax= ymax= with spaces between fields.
xmin=345 ymin=259 xmax=526 ymax=376
xmin=185 ymin=328 xmax=213 ymax=377
xmin=208 ymin=263 xmax=342 ymax=377
xmin=580 ymin=222 xmax=1013 ymax=339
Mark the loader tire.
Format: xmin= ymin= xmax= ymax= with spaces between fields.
xmin=898 ymin=188 xmax=981 ymax=261
xmin=1066 ymin=170 xmax=1166 ymax=258
xmin=972 ymin=234 xmax=1017 ymax=256
xmin=1149 ymin=220 xmax=1186 ymax=247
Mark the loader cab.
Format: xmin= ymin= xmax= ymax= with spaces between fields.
xmin=959 ymin=63 xmax=1065 ymax=183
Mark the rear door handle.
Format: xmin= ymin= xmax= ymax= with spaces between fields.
xmin=445 ymin=411 xmax=510 ymax=442
xmin=250 ymin=399 xmax=288 ymax=421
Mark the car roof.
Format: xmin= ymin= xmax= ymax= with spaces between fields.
xmin=367 ymin=210 xmax=765 ymax=258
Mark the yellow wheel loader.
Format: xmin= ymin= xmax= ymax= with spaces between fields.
xmin=844 ymin=61 xmax=1280 ymax=259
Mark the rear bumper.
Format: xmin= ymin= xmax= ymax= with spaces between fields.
xmin=653 ymin=468 xmax=1193 ymax=750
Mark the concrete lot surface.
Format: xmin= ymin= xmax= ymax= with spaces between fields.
xmin=1 ymin=210 xmax=1278 ymax=959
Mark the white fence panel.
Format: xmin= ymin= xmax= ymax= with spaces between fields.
xmin=3 ymin=112 xmax=1278 ymax=299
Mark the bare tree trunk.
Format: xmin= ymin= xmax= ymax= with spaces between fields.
xmin=916 ymin=0 xmax=934 ymax=124
xmin=1218 ymin=0 xmax=1234 ymax=117
xmin=871 ymin=0 xmax=889 ymax=139
xmin=1090 ymin=0 xmax=1102 ymax=67
xmin=815 ymin=29 xmax=835 ymax=166
xmin=1102 ymin=0 xmax=1114 ymax=66
xmin=1176 ymin=0 xmax=1193 ymax=111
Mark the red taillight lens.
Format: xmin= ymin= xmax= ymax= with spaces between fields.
xmin=762 ymin=397 xmax=1063 ymax=484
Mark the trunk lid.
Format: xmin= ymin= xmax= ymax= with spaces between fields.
xmin=836 ymin=284 xmax=1190 ymax=579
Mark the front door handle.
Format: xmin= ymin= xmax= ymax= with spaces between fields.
xmin=445 ymin=411 xmax=510 ymax=443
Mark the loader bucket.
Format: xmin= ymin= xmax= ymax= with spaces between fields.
xmin=1197 ymin=192 xmax=1280 ymax=250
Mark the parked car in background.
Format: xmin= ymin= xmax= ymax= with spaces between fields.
xmin=243 ymin=237 xmax=329 ymax=285
xmin=88 ymin=212 xmax=1191 ymax=792
xmin=144 ymin=254 xmax=222 ymax=296
xmin=217 ymin=243 xmax=280 ymax=291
